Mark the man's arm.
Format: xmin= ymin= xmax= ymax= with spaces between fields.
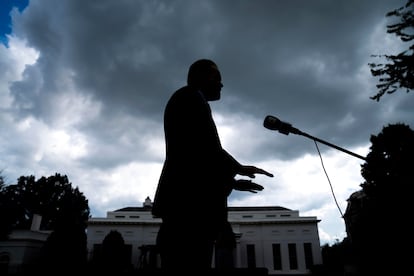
xmin=222 ymin=150 xmax=274 ymax=178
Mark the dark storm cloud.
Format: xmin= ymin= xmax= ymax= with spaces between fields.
xmin=207 ymin=0 xmax=410 ymax=160
xmin=12 ymin=0 xmax=227 ymax=120
xmin=10 ymin=0 xmax=410 ymax=142
xmin=5 ymin=0 xmax=410 ymax=177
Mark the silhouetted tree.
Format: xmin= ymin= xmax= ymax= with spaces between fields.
xmin=0 ymin=173 xmax=90 ymax=272
xmin=369 ymin=0 xmax=413 ymax=101
xmin=96 ymin=230 xmax=132 ymax=274
xmin=0 ymin=171 xmax=5 ymax=188
xmin=345 ymin=123 xmax=414 ymax=275
xmin=0 ymin=172 xmax=12 ymax=240
xmin=320 ymin=239 xmax=349 ymax=276
xmin=39 ymin=174 xmax=90 ymax=273
xmin=41 ymin=224 xmax=88 ymax=274
xmin=0 ymin=173 xmax=33 ymax=240
xmin=0 ymin=173 xmax=89 ymax=231
xmin=361 ymin=123 xmax=413 ymax=197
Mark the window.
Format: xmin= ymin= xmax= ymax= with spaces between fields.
xmin=246 ymin=244 xmax=256 ymax=268
xmin=304 ymin=243 xmax=314 ymax=269
xmin=288 ymin=243 xmax=298 ymax=270
xmin=0 ymin=252 xmax=10 ymax=274
xmin=272 ymin=243 xmax=282 ymax=270
xmin=92 ymin=244 xmax=102 ymax=262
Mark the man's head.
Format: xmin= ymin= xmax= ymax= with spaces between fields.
xmin=187 ymin=59 xmax=223 ymax=101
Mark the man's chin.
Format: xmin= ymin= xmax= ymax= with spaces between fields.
xmin=207 ymin=94 xmax=221 ymax=101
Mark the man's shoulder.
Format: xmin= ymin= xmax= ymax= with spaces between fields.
xmin=170 ymin=86 xmax=200 ymax=101
xmin=174 ymin=85 xmax=195 ymax=94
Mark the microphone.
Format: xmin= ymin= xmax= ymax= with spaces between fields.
xmin=263 ymin=115 xmax=367 ymax=160
xmin=263 ymin=115 xmax=301 ymax=135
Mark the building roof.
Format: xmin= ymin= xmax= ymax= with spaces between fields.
xmin=114 ymin=205 xmax=291 ymax=212
xmin=113 ymin=197 xmax=291 ymax=213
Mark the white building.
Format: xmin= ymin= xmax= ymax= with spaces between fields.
xmin=87 ymin=197 xmax=323 ymax=275
xmin=0 ymin=214 xmax=50 ymax=274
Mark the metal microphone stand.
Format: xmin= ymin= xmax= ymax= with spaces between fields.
xmin=264 ymin=115 xmax=366 ymax=161
xmin=293 ymin=128 xmax=366 ymax=161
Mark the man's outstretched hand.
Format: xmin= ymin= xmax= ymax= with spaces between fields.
xmin=233 ymin=179 xmax=264 ymax=193
xmin=238 ymin=165 xmax=274 ymax=179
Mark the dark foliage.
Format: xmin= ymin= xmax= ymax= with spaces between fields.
xmin=343 ymin=123 xmax=414 ymax=275
xmin=369 ymin=0 xmax=413 ymax=101
xmin=0 ymin=173 xmax=11 ymax=239
xmin=0 ymin=172 xmax=91 ymax=274
xmin=90 ymin=230 xmax=133 ymax=274
xmin=40 ymin=226 xmax=88 ymax=274
xmin=361 ymin=123 xmax=414 ymax=197
xmin=320 ymin=240 xmax=347 ymax=276
xmin=0 ymin=173 xmax=90 ymax=239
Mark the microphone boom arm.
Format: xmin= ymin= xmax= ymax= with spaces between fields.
xmin=294 ymin=129 xmax=366 ymax=161
xmin=264 ymin=115 xmax=366 ymax=161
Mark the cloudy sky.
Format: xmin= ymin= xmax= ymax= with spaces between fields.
xmin=1 ymin=0 xmax=412 ymax=245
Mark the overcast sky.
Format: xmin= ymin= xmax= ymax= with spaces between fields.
xmin=1 ymin=0 xmax=412 ymax=245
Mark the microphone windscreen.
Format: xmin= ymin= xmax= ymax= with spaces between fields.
xmin=263 ymin=115 xmax=281 ymax=130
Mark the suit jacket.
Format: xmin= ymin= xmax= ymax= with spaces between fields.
xmin=152 ymin=86 xmax=240 ymax=228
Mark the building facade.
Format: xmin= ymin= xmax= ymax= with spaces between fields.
xmin=87 ymin=197 xmax=323 ymax=275
xmin=0 ymin=214 xmax=50 ymax=274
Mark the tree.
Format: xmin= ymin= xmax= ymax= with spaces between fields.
xmin=41 ymin=223 xmax=88 ymax=274
xmin=344 ymin=123 xmax=414 ymax=275
xmin=0 ymin=171 xmax=5 ymax=188
xmin=320 ymin=239 xmax=349 ymax=276
xmin=369 ymin=0 xmax=413 ymax=101
xmin=0 ymin=171 xmax=12 ymax=239
xmin=0 ymin=173 xmax=90 ymax=234
xmin=360 ymin=123 xmax=414 ymax=197
xmin=0 ymin=173 xmax=90 ymax=272
xmin=93 ymin=230 xmax=132 ymax=273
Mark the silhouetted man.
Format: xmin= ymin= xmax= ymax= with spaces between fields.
xmin=152 ymin=59 xmax=273 ymax=272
